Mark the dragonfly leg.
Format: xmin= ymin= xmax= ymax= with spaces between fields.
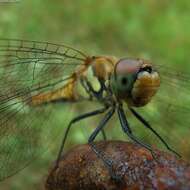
xmin=129 ymin=108 xmax=181 ymax=157
xmin=101 ymin=129 xmax=107 ymax=140
xmin=55 ymin=106 xmax=109 ymax=168
xmin=118 ymin=105 xmax=157 ymax=158
xmin=88 ymin=108 xmax=122 ymax=180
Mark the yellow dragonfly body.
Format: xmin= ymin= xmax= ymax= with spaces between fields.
xmin=31 ymin=56 xmax=160 ymax=108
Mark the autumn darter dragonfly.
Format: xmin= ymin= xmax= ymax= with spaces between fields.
xmin=0 ymin=39 xmax=189 ymax=181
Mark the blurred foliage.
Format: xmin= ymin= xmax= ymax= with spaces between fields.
xmin=0 ymin=0 xmax=190 ymax=189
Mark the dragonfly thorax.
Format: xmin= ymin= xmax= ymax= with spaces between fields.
xmin=110 ymin=58 xmax=160 ymax=107
xmin=91 ymin=56 xmax=118 ymax=80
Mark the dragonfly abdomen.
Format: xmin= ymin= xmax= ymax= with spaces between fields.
xmin=30 ymin=79 xmax=78 ymax=106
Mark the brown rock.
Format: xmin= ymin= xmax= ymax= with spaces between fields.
xmin=45 ymin=141 xmax=190 ymax=190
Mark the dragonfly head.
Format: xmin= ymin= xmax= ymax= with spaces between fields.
xmin=110 ymin=58 xmax=160 ymax=107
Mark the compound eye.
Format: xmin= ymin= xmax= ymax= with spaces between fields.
xmin=121 ymin=77 xmax=128 ymax=86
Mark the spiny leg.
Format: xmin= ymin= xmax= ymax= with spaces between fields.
xmin=118 ymin=105 xmax=156 ymax=157
xmin=55 ymin=106 xmax=108 ymax=168
xmin=88 ymin=108 xmax=116 ymax=172
xmin=101 ymin=129 xmax=107 ymax=140
xmin=80 ymin=78 xmax=109 ymax=142
xmin=129 ymin=107 xmax=181 ymax=157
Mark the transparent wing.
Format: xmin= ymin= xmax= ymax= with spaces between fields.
xmin=133 ymin=63 xmax=190 ymax=160
xmin=0 ymin=39 xmax=88 ymax=180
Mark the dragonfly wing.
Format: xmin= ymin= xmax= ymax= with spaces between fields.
xmin=0 ymin=39 xmax=88 ymax=180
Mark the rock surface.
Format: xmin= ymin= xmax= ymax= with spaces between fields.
xmin=45 ymin=141 xmax=190 ymax=190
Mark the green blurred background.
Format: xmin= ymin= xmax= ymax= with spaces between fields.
xmin=0 ymin=0 xmax=190 ymax=189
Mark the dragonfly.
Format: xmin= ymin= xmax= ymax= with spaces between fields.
xmin=0 ymin=39 xmax=189 ymax=181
